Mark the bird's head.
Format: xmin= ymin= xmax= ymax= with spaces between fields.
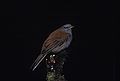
xmin=60 ymin=24 xmax=74 ymax=31
xmin=63 ymin=24 xmax=74 ymax=29
xmin=56 ymin=24 xmax=74 ymax=33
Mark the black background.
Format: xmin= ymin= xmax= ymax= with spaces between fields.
xmin=1 ymin=0 xmax=119 ymax=81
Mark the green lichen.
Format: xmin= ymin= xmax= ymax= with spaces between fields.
xmin=47 ymin=72 xmax=55 ymax=81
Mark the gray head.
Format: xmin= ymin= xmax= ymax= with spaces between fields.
xmin=59 ymin=24 xmax=74 ymax=33
xmin=60 ymin=24 xmax=74 ymax=32
xmin=62 ymin=24 xmax=74 ymax=29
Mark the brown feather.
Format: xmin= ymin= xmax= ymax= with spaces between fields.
xmin=41 ymin=30 xmax=69 ymax=53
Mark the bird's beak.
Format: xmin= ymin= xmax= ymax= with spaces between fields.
xmin=70 ymin=26 xmax=74 ymax=28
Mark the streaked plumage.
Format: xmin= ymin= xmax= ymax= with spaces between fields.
xmin=31 ymin=24 xmax=74 ymax=71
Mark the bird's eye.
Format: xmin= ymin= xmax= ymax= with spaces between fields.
xmin=64 ymin=27 xmax=69 ymax=28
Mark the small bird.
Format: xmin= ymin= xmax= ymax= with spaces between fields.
xmin=31 ymin=24 xmax=74 ymax=71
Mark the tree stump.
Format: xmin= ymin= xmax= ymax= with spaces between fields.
xmin=46 ymin=50 xmax=68 ymax=81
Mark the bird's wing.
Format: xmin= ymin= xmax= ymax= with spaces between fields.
xmin=41 ymin=30 xmax=69 ymax=53
xmin=31 ymin=31 xmax=69 ymax=71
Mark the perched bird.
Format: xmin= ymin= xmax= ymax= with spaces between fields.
xmin=31 ymin=24 xmax=74 ymax=71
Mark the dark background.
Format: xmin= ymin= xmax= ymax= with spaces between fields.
xmin=1 ymin=0 xmax=119 ymax=81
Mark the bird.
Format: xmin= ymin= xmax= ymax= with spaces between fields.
xmin=31 ymin=24 xmax=74 ymax=71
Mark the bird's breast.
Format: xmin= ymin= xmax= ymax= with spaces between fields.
xmin=66 ymin=34 xmax=72 ymax=47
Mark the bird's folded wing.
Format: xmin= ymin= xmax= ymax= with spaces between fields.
xmin=41 ymin=31 xmax=69 ymax=54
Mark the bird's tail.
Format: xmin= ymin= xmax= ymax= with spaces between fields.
xmin=30 ymin=53 xmax=48 ymax=71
